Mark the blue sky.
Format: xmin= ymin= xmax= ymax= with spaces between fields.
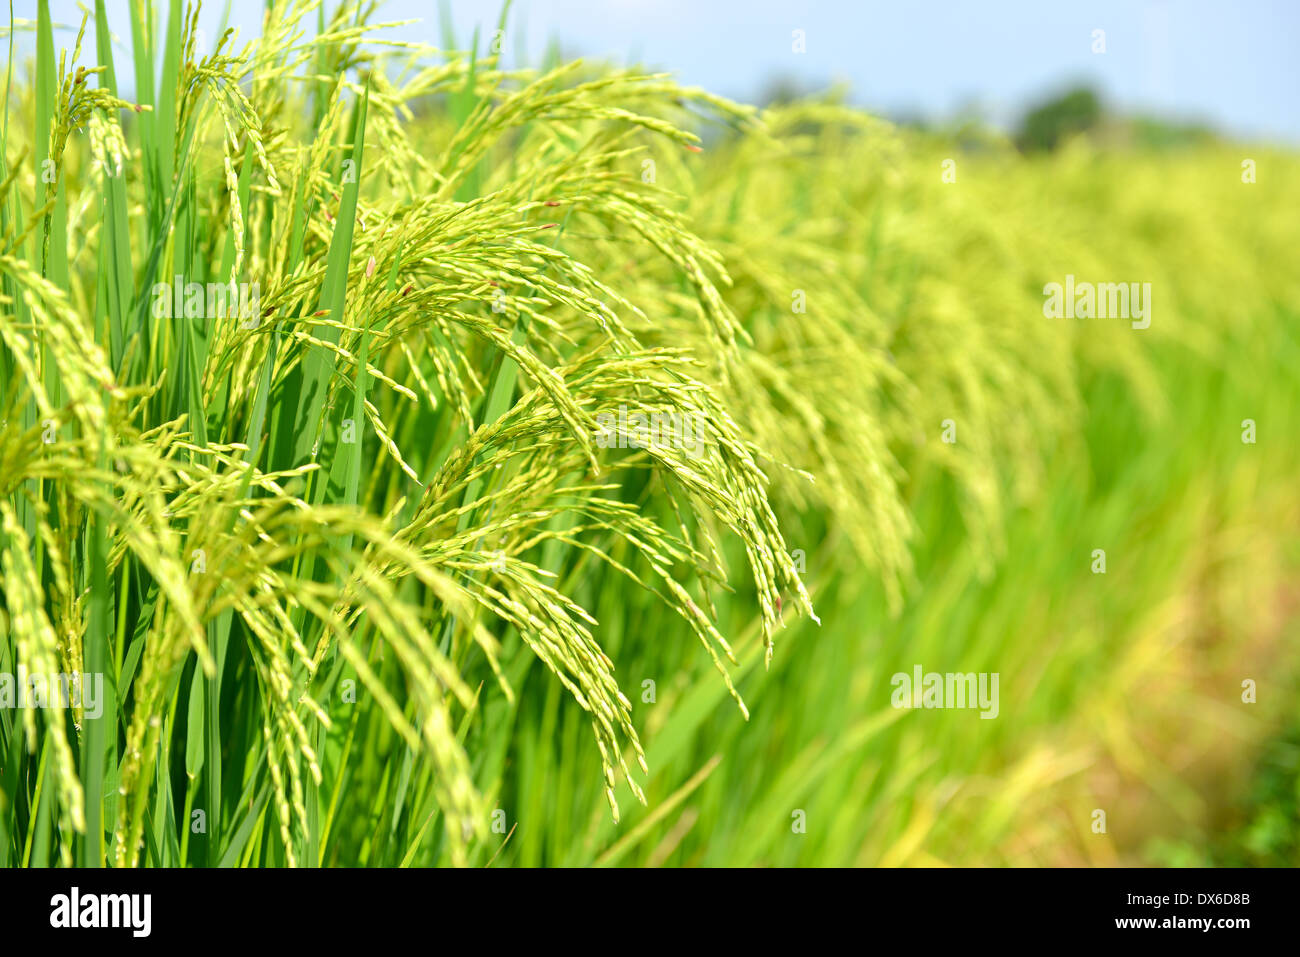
xmin=31 ymin=0 xmax=1300 ymax=143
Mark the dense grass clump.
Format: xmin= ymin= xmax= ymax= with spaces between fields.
xmin=1 ymin=1 xmax=1296 ymax=867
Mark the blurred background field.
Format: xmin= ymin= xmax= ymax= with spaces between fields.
xmin=2 ymin=1 xmax=1297 ymax=867
xmin=422 ymin=4 xmax=1300 ymax=867
xmin=481 ymin=129 xmax=1300 ymax=867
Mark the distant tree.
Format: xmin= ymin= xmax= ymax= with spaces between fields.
xmin=757 ymin=75 xmax=822 ymax=107
xmin=1016 ymin=87 xmax=1102 ymax=152
xmin=1128 ymin=115 xmax=1219 ymax=149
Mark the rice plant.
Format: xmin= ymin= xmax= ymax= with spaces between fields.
xmin=1 ymin=0 xmax=1296 ymax=868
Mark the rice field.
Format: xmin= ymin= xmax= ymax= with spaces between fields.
xmin=0 ymin=1 xmax=1297 ymax=868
